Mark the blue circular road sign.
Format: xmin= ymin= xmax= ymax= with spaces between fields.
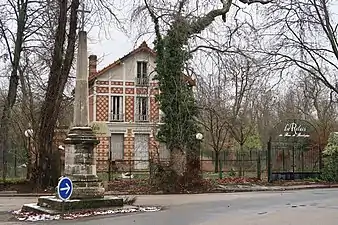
xmin=57 ymin=177 xmax=73 ymax=201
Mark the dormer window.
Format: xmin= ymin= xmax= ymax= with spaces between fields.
xmin=136 ymin=61 xmax=149 ymax=86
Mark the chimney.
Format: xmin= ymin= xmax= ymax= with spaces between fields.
xmin=88 ymin=55 xmax=97 ymax=78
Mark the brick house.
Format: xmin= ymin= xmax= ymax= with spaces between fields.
xmin=88 ymin=42 xmax=168 ymax=171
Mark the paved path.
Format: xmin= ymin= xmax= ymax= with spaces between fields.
xmin=2 ymin=189 xmax=338 ymax=224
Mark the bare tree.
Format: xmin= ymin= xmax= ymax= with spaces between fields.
xmin=134 ymin=0 xmax=271 ymax=187
xmin=34 ymin=0 xmax=80 ymax=187
xmin=296 ymin=75 xmax=337 ymax=146
xmin=198 ymin=73 xmax=230 ymax=173
xmin=261 ymin=0 xmax=338 ymax=94
xmin=0 ymin=0 xmax=40 ymax=181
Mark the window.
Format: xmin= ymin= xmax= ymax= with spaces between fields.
xmin=135 ymin=97 xmax=148 ymax=121
xmin=110 ymin=134 xmax=124 ymax=160
xmin=136 ymin=61 xmax=149 ymax=85
xmin=134 ymin=134 xmax=149 ymax=170
xmin=110 ymin=96 xmax=123 ymax=121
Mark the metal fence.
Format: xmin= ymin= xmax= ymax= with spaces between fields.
xmin=99 ymin=149 xmax=268 ymax=181
xmin=0 ymin=149 xmax=28 ymax=182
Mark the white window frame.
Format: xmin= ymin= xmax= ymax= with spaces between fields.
xmin=136 ymin=61 xmax=149 ymax=85
xmin=135 ymin=96 xmax=149 ymax=121
xmin=110 ymin=96 xmax=123 ymax=121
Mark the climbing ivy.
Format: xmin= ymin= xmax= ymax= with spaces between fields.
xmin=153 ymin=19 xmax=200 ymax=179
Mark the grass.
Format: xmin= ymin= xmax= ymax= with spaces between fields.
xmin=98 ymin=170 xmax=263 ymax=182
xmin=0 ymin=177 xmax=27 ymax=184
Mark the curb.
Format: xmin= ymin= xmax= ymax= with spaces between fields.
xmin=215 ymin=184 xmax=338 ymax=193
xmin=1 ymin=184 xmax=338 ymax=197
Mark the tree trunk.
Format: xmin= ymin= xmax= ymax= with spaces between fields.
xmin=170 ymin=148 xmax=186 ymax=177
xmin=214 ymin=151 xmax=219 ymax=173
xmin=0 ymin=0 xmax=28 ymax=181
xmin=186 ymin=146 xmax=201 ymax=183
xmin=34 ymin=0 xmax=79 ymax=188
xmin=239 ymin=143 xmax=244 ymax=177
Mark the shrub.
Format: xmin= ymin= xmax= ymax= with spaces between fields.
xmin=321 ymin=132 xmax=338 ymax=182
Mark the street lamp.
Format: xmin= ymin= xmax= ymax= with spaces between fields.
xmin=24 ymin=129 xmax=34 ymax=179
xmin=196 ymin=133 xmax=203 ymax=170
xmin=24 ymin=129 xmax=33 ymax=138
xmin=196 ymin=133 xmax=203 ymax=141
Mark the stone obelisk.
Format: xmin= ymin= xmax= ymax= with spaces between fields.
xmin=63 ymin=5 xmax=104 ymax=199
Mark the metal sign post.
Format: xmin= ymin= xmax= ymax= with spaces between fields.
xmin=57 ymin=176 xmax=73 ymax=215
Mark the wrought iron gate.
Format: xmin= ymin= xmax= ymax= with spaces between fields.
xmin=267 ymin=119 xmax=321 ymax=182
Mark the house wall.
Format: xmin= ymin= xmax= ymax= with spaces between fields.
xmin=89 ymin=48 xmax=167 ymax=172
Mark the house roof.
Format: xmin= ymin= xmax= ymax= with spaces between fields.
xmin=88 ymin=41 xmax=196 ymax=87
xmin=88 ymin=41 xmax=156 ymax=82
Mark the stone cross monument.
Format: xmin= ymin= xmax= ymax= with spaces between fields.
xmin=63 ymin=4 xmax=104 ymax=199
xmin=20 ymin=4 xmax=123 ymax=214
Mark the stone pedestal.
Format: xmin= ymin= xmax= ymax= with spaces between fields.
xmin=22 ymin=196 xmax=123 ymax=215
xmin=62 ymin=126 xmax=105 ymax=199
xmin=20 ymin=126 xmax=124 ymax=215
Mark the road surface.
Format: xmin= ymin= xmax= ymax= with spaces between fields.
xmin=3 ymin=189 xmax=338 ymax=224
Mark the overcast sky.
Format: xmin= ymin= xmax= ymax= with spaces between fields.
xmin=86 ymin=0 xmax=338 ymax=73
xmin=87 ymin=27 xmax=138 ymax=71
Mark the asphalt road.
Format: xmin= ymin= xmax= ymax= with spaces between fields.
xmin=3 ymin=189 xmax=338 ymax=224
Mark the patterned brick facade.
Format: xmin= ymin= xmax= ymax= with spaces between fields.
xmin=97 ymin=86 xmax=109 ymax=93
xmin=111 ymin=81 xmax=123 ymax=85
xmin=125 ymin=88 xmax=134 ymax=94
xmin=96 ymin=136 xmax=109 ymax=171
xmin=125 ymin=96 xmax=134 ymax=122
xmin=111 ymin=87 xmax=123 ymax=94
xmin=88 ymin=42 xmax=168 ymax=172
xmin=150 ymin=97 xmax=159 ymax=122
xmin=96 ymin=81 xmax=109 ymax=85
xmin=124 ymin=129 xmax=134 ymax=161
xmin=136 ymin=87 xmax=148 ymax=95
xmin=148 ymin=136 xmax=159 ymax=160
xmin=89 ymin=96 xmax=93 ymax=122
xmin=96 ymin=95 xmax=109 ymax=121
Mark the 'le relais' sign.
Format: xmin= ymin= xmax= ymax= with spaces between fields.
xmin=279 ymin=122 xmax=310 ymax=138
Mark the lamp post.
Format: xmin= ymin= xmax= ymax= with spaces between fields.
xmin=196 ymin=133 xmax=203 ymax=170
xmin=24 ymin=129 xmax=33 ymax=180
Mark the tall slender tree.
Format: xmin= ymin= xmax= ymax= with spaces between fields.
xmin=34 ymin=0 xmax=80 ymax=187
xmin=137 ymin=0 xmax=271 ymax=190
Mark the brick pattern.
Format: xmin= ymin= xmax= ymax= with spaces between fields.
xmin=96 ymin=95 xmax=109 ymax=121
xmin=150 ymin=97 xmax=159 ymax=122
xmin=124 ymin=129 xmax=134 ymax=161
xmin=150 ymin=82 xmax=158 ymax=87
xmin=136 ymin=87 xmax=148 ymax=95
xmin=125 ymin=96 xmax=134 ymax=122
xmin=89 ymin=96 xmax=93 ymax=122
xmin=97 ymin=87 xmax=109 ymax=93
xmin=111 ymin=81 xmax=123 ymax=85
xmin=148 ymin=136 xmax=159 ymax=160
xmin=125 ymin=82 xmax=134 ymax=86
xmin=125 ymin=88 xmax=134 ymax=94
xmin=89 ymin=88 xmax=93 ymax=95
xmin=150 ymin=88 xmax=159 ymax=96
xmin=95 ymin=136 xmax=109 ymax=171
xmin=111 ymin=87 xmax=123 ymax=94
xmin=96 ymin=81 xmax=109 ymax=85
